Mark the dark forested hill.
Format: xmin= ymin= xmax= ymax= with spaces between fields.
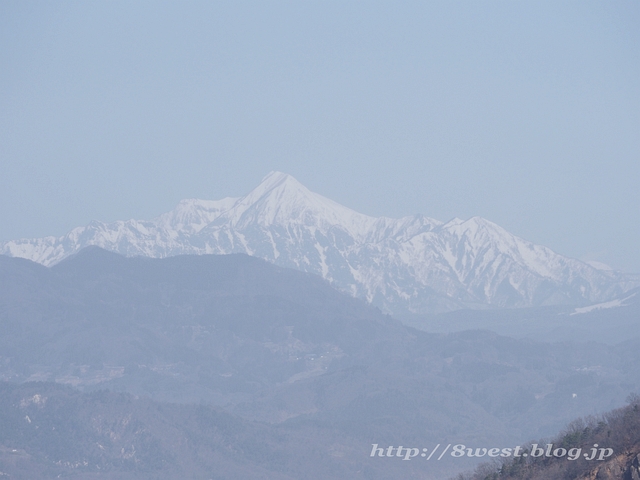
xmin=455 ymin=394 xmax=640 ymax=480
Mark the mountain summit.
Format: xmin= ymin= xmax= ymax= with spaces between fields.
xmin=2 ymin=172 xmax=636 ymax=314
xmin=208 ymin=171 xmax=379 ymax=236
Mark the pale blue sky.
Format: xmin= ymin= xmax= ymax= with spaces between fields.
xmin=1 ymin=1 xmax=638 ymax=272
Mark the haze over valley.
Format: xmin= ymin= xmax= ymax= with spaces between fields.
xmin=1 ymin=2 xmax=638 ymax=478
xmin=0 ymin=247 xmax=639 ymax=478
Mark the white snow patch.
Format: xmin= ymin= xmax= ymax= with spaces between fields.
xmin=314 ymin=243 xmax=329 ymax=278
xmin=571 ymin=292 xmax=637 ymax=315
xmin=586 ymin=260 xmax=614 ymax=271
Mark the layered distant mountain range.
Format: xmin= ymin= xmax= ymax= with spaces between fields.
xmin=2 ymin=172 xmax=637 ymax=315
xmin=2 ymin=248 xmax=639 ymax=479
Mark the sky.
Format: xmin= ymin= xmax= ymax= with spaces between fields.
xmin=1 ymin=1 xmax=638 ymax=272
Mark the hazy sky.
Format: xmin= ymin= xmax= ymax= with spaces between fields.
xmin=1 ymin=1 xmax=638 ymax=272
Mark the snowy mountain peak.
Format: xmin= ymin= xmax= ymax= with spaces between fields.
xmin=1 ymin=172 xmax=637 ymax=314
xmin=443 ymin=217 xmax=465 ymax=227
xmin=156 ymin=197 xmax=239 ymax=234
xmin=214 ymin=171 xmax=377 ymax=237
xmin=258 ymin=170 xmax=304 ymax=191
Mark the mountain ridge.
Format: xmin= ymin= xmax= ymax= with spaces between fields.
xmin=2 ymin=171 xmax=637 ymax=314
xmin=3 ymin=247 xmax=640 ymax=480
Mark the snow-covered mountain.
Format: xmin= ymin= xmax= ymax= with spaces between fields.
xmin=2 ymin=171 xmax=637 ymax=314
